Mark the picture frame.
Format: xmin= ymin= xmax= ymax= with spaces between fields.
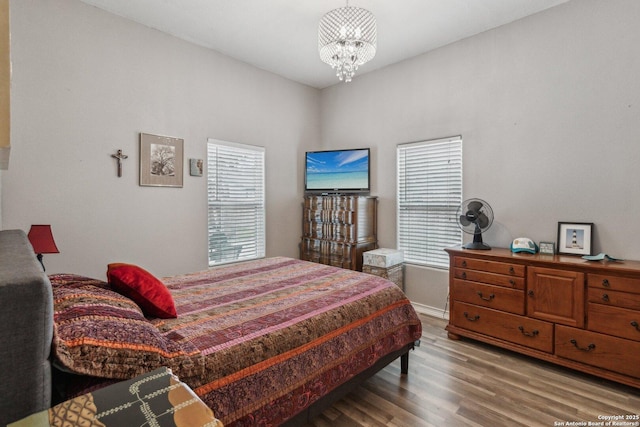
xmin=140 ymin=133 xmax=184 ymax=187
xmin=189 ymin=158 xmax=203 ymax=177
xmin=557 ymin=222 xmax=593 ymax=256
xmin=539 ymin=241 xmax=555 ymax=255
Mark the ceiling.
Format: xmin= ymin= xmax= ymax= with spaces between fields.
xmin=78 ymin=0 xmax=570 ymax=89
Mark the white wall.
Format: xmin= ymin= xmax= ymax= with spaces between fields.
xmin=1 ymin=0 xmax=320 ymax=278
xmin=320 ymin=0 xmax=640 ymax=312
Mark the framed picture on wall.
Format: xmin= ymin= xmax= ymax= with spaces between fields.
xmin=557 ymin=222 xmax=593 ymax=256
xmin=189 ymin=158 xmax=203 ymax=177
xmin=140 ymin=133 xmax=184 ymax=187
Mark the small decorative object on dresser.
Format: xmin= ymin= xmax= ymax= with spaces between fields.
xmin=539 ymin=241 xmax=555 ymax=255
xmin=445 ymin=246 xmax=640 ymax=388
xmin=363 ymin=248 xmax=404 ymax=290
xmin=557 ymin=222 xmax=593 ymax=256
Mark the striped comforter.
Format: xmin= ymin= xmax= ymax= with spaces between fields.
xmin=52 ymin=257 xmax=422 ymax=426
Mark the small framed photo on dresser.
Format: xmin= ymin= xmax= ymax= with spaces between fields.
xmin=539 ymin=241 xmax=555 ymax=255
xmin=557 ymin=222 xmax=593 ymax=256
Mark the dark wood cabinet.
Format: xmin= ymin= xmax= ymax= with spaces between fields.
xmin=300 ymin=195 xmax=377 ymax=271
xmin=446 ymin=247 xmax=640 ymax=389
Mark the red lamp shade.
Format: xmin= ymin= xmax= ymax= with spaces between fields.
xmin=27 ymin=225 xmax=60 ymax=254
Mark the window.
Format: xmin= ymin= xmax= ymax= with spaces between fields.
xmin=397 ymin=136 xmax=462 ymax=269
xmin=207 ymin=139 xmax=265 ymax=266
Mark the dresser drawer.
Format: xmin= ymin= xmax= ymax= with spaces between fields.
xmin=450 ymin=302 xmax=553 ymax=352
xmin=453 ymin=257 xmax=525 ymax=277
xmin=453 ymin=268 xmax=524 ymax=290
xmin=588 ymin=303 xmax=640 ymax=342
xmin=452 ymin=280 xmax=524 ymax=314
xmin=556 ymin=325 xmax=640 ymax=379
xmin=588 ymin=273 xmax=640 ymax=294
xmin=587 ymin=288 xmax=640 ymax=311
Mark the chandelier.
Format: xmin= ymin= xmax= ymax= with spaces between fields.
xmin=318 ymin=1 xmax=377 ymax=83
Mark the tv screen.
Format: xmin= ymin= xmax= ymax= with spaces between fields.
xmin=305 ymin=148 xmax=370 ymax=193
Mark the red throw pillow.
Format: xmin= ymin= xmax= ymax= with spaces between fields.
xmin=107 ymin=263 xmax=177 ymax=318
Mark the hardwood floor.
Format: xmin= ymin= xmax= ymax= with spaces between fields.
xmin=304 ymin=314 xmax=640 ymax=427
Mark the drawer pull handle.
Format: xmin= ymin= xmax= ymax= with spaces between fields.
xmin=463 ymin=312 xmax=480 ymax=322
xmin=631 ymin=321 xmax=640 ymax=331
xmin=570 ymin=339 xmax=595 ymax=352
xmin=509 ymin=279 xmax=516 ymax=286
xmin=602 ymin=279 xmax=610 ymax=287
xmin=509 ymin=266 xmax=515 ymax=274
xmin=461 ymin=272 xmax=467 ymax=279
xmin=527 ymin=290 xmax=535 ymax=298
xmin=461 ymin=260 xmax=467 ymax=267
xmin=477 ymin=292 xmax=495 ymax=301
xmin=518 ymin=326 xmax=539 ymax=337
xmin=601 ymin=294 xmax=610 ymax=302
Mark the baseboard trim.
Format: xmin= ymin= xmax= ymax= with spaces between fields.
xmin=411 ymin=301 xmax=449 ymax=320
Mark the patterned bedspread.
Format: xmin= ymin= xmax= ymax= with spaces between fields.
xmin=51 ymin=257 xmax=422 ymax=426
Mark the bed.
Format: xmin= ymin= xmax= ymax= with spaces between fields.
xmin=0 ymin=229 xmax=422 ymax=426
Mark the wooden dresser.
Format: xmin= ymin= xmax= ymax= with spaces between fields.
xmin=300 ymin=195 xmax=377 ymax=271
xmin=445 ymin=247 xmax=640 ymax=388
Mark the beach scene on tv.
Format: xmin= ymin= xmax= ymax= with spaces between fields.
xmin=306 ymin=149 xmax=369 ymax=190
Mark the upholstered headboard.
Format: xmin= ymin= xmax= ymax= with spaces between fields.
xmin=0 ymin=229 xmax=53 ymax=426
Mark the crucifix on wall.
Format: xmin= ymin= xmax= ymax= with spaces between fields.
xmin=111 ymin=149 xmax=128 ymax=177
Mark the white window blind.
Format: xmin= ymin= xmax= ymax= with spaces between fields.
xmin=207 ymin=139 xmax=265 ymax=266
xmin=397 ymin=136 xmax=463 ymax=269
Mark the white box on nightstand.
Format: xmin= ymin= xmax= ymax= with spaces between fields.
xmin=363 ymin=249 xmax=404 ymax=290
xmin=363 ymin=248 xmax=404 ymax=268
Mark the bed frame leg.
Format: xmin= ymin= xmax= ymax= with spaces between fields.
xmin=401 ymin=352 xmax=409 ymax=374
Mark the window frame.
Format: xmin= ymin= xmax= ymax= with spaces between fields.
xmin=207 ymin=138 xmax=266 ymax=266
xmin=396 ymin=135 xmax=463 ymax=269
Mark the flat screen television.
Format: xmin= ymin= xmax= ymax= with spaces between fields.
xmin=304 ymin=148 xmax=370 ymax=194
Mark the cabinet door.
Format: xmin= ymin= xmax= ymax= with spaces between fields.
xmin=527 ymin=267 xmax=585 ymax=328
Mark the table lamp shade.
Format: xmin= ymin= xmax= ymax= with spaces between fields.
xmin=27 ymin=225 xmax=59 ymax=254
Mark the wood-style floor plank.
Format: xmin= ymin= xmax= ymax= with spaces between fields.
xmin=304 ymin=314 xmax=640 ymax=427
